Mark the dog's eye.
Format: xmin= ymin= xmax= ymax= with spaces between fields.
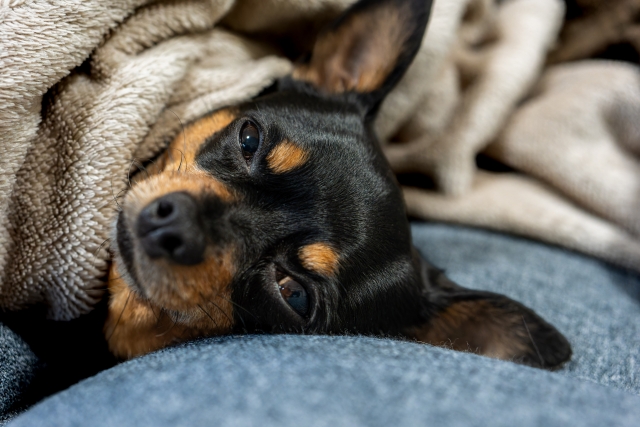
xmin=240 ymin=121 xmax=260 ymax=162
xmin=278 ymin=276 xmax=309 ymax=317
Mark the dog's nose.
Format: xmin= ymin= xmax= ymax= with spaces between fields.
xmin=136 ymin=192 xmax=206 ymax=265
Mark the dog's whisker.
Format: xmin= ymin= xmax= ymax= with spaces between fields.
xmin=177 ymin=319 xmax=195 ymax=340
xmin=167 ymin=108 xmax=188 ymax=171
xmin=200 ymin=292 xmax=234 ymax=326
xmin=522 ymin=316 xmax=545 ymax=368
xmin=79 ymin=282 xmax=111 ymax=291
xmin=143 ymin=156 xmax=159 ymax=175
xmin=106 ymin=290 xmax=132 ymax=343
xmin=216 ymin=292 xmax=253 ymax=317
xmin=208 ymin=300 xmax=233 ymax=325
xmin=197 ymin=303 xmax=219 ymax=328
xmin=177 ymin=149 xmax=185 ymax=172
xmin=83 ymin=286 xmax=110 ymax=291
xmin=163 ymin=147 xmax=186 ymax=173
xmin=109 ymin=178 xmax=123 ymax=210
xmin=96 ymin=198 xmax=121 ymax=212
xmin=156 ymin=311 xmax=179 ymax=337
xmin=92 ymin=237 xmax=111 ymax=263
xmin=149 ymin=304 xmax=160 ymax=322
xmin=155 ymin=307 xmax=165 ymax=328
xmin=130 ymin=157 xmax=151 ymax=180
xmin=215 ymin=293 xmax=256 ymax=328
xmin=126 ymin=157 xmax=137 ymax=189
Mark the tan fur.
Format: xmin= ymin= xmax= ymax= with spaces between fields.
xmin=109 ymin=193 xmax=236 ymax=357
xmin=266 ymin=140 xmax=309 ymax=174
xmin=105 ymin=265 xmax=233 ymax=359
xmin=409 ymin=300 xmax=530 ymax=361
xmin=107 ymin=247 xmax=236 ymax=357
xmin=124 ymin=171 xmax=234 ymax=220
xmin=292 ymin=3 xmax=409 ymax=94
xmin=162 ymin=109 xmax=237 ymax=171
xmin=106 ymin=108 xmax=240 ymax=358
xmin=136 ymin=109 xmax=237 ymax=183
xmin=298 ymin=243 xmax=340 ymax=275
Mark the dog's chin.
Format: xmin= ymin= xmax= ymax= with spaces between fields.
xmin=105 ymin=259 xmax=234 ymax=359
xmin=112 ymin=210 xmax=236 ymax=315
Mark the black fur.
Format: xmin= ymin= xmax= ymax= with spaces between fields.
xmin=117 ymin=0 xmax=571 ymax=368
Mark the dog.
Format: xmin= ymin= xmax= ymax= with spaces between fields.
xmin=107 ymin=0 xmax=572 ymax=369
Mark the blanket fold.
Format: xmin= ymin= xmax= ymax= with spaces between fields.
xmin=1 ymin=0 xmax=639 ymax=319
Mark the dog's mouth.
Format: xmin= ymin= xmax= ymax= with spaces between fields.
xmin=106 ymin=208 xmax=236 ymax=359
xmin=112 ymin=195 xmax=237 ymax=314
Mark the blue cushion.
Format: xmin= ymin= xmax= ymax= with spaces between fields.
xmin=7 ymin=334 xmax=640 ymax=427
xmin=4 ymin=223 xmax=640 ymax=426
xmin=0 ymin=324 xmax=38 ymax=422
xmin=412 ymin=223 xmax=640 ymax=394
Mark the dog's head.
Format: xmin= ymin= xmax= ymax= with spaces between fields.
xmin=108 ymin=0 xmax=571 ymax=368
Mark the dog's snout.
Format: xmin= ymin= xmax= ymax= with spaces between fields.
xmin=136 ymin=192 xmax=205 ymax=265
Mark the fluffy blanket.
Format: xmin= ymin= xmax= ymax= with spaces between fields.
xmin=1 ymin=0 xmax=639 ymax=320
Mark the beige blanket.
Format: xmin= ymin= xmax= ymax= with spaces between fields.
xmin=1 ymin=0 xmax=639 ymax=320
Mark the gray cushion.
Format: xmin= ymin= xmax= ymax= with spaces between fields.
xmin=6 ymin=335 xmax=640 ymax=427
xmin=412 ymin=223 xmax=640 ymax=394
xmin=4 ymin=223 xmax=640 ymax=426
xmin=0 ymin=324 xmax=38 ymax=423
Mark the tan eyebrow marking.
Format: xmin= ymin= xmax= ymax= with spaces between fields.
xmin=266 ymin=140 xmax=309 ymax=174
xmin=299 ymin=243 xmax=340 ymax=275
xmin=163 ymin=109 xmax=237 ymax=170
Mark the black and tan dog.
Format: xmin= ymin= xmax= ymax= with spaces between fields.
xmin=107 ymin=0 xmax=572 ymax=368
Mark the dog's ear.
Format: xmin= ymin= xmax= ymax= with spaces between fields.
xmin=292 ymin=0 xmax=433 ymax=114
xmin=404 ymin=250 xmax=572 ymax=369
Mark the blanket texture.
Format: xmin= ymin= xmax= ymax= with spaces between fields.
xmin=1 ymin=0 xmax=639 ymax=319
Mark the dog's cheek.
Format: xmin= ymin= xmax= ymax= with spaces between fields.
xmin=105 ymin=262 xmax=234 ymax=359
xmin=105 ymin=264 xmax=177 ymax=358
xmin=134 ymin=246 xmax=236 ymax=311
